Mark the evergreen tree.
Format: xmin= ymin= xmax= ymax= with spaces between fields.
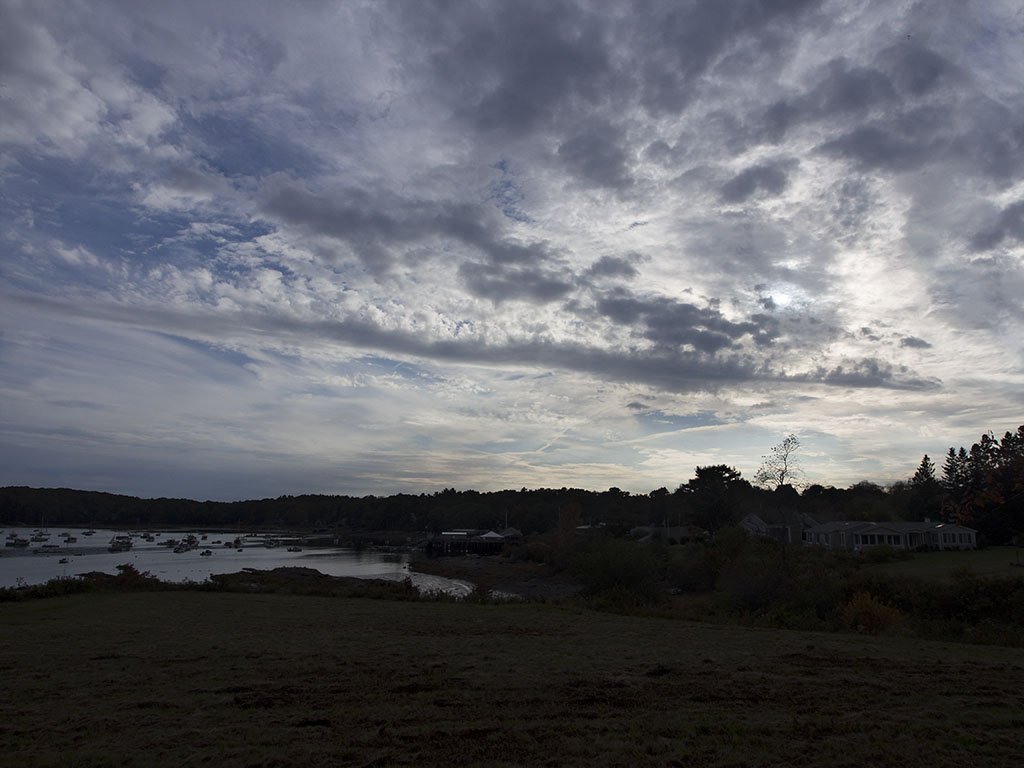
xmin=941 ymin=447 xmax=969 ymax=494
xmin=910 ymin=454 xmax=942 ymax=519
xmin=911 ymin=454 xmax=938 ymax=489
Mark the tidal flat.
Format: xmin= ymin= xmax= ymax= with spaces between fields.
xmin=2 ymin=592 xmax=1022 ymax=767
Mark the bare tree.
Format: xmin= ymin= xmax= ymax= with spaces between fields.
xmin=755 ymin=434 xmax=805 ymax=490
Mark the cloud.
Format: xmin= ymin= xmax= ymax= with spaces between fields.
xmin=899 ymin=336 xmax=931 ymax=349
xmin=720 ymin=160 xmax=794 ymax=203
xmin=558 ymin=122 xmax=633 ymax=189
xmin=816 ymin=358 xmax=940 ymax=390
xmin=970 ymin=201 xmax=1024 ymax=251
xmin=1 ymin=0 xmax=1019 ymax=498
xmin=593 ymin=289 xmax=780 ymax=353
xmin=457 ymin=261 xmax=574 ymax=304
xmin=412 ymin=0 xmax=612 ymax=138
xmin=586 ymin=255 xmax=640 ymax=281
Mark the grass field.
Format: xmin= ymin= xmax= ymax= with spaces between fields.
xmin=2 ymin=591 xmax=1023 ymax=767
xmin=865 ymin=546 xmax=1024 ymax=581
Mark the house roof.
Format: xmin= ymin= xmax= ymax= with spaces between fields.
xmin=805 ymin=520 xmax=977 ymax=535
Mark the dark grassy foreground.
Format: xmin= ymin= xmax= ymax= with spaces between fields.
xmin=2 ymin=592 xmax=1022 ymax=768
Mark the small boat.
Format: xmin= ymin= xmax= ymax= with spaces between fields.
xmin=108 ymin=535 xmax=133 ymax=553
xmin=287 ymin=546 xmax=302 ymax=552
xmin=59 ymin=557 xmax=70 ymax=564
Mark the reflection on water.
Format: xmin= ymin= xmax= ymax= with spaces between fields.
xmin=0 ymin=527 xmax=472 ymax=597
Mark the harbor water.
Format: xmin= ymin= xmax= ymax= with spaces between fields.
xmin=0 ymin=527 xmax=472 ymax=596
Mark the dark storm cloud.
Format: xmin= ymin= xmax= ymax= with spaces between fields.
xmin=457 ymin=261 xmax=573 ymax=304
xmin=585 ymin=255 xmax=640 ymax=281
xmin=878 ymin=42 xmax=959 ymax=97
xmin=818 ymin=123 xmax=932 ymax=172
xmin=261 ymin=182 xmax=562 ymax=277
xmin=720 ymin=160 xmax=793 ymax=203
xmin=407 ymin=0 xmax=612 ymax=138
xmin=815 ymin=358 xmax=939 ymax=390
xmin=629 ymin=0 xmax=817 ymax=116
xmin=756 ymin=48 xmax=949 ymax=143
xmin=766 ymin=45 xmax=1024 ymax=189
xmin=969 ymin=201 xmax=1024 ymax=252
xmin=808 ymin=59 xmax=898 ymax=117
xmin=594 ymin=289 xmax=780 ymax=353
xmin=557 ymin=122 xmax=633 ymax=189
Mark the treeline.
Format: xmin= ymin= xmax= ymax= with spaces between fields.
xmin=2 ymin=424 xmax=1021 ymax=543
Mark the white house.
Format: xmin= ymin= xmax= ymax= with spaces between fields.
xmin=802 ymin=520 xmax=976 ymax=551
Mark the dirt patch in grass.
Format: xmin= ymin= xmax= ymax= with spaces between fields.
xmin=3 ymin=592 xmax=1023 ymax=767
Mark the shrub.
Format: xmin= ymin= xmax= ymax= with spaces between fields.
xmin=571 ymin=537 xmax=663 ymax=604
xmin=666 ymin=542 xmax=719 ymax=593
xmin=842 ymin=591 xmax=901 ymax=635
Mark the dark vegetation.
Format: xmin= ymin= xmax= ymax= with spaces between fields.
xmin=2 ymin=422 xmax=1022 ymax=649
xmin=3 ymin=424 xmax=1021 ymax=544
xmin=567 ymin=529 xmax=1024 ymax=647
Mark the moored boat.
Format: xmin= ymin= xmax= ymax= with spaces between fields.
xmin=108 ymin=535 xmax=133 ymax=553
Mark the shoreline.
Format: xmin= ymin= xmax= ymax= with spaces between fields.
xmin=409 ymin=553 xmax=582 ymax=601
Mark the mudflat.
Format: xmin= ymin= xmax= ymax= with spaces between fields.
xmin=2 ymin=591 xmax=1021 ymax=767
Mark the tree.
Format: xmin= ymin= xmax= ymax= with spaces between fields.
xmin=909 ymin=454 xmax=942 ymax=519
xmin=677 ymin=465 xmax=748 ymax=533
xmin=941 ymin=447 xmax=969 ymax=495
xmin=911 ymin=454 xmax=938 ymax=489
xmin=754 ymin=434 xmax=805 ymax=490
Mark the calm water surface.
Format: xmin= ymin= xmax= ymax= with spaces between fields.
xmin=0 ymin=527 xmax=472 ymax=596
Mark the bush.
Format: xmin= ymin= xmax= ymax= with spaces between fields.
xmin=716 ymin=538 xmax=786 ymax=611
xmin=571 ymin=537 xmax=663 ymax=604
xmin=842 ymin=591 xmax=901 ymax=635
xmin=666 ymin=542 xmax=719 ymax=593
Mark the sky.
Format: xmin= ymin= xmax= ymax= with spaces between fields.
xmin=2 ymin=0 xmax=1023 ymax=502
